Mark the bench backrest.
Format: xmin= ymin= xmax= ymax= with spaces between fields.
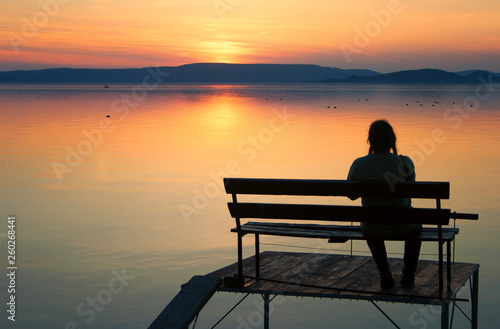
xmin=224 ymin=178 xmax=452 ymax=226
xmin=224 ymin=178 xmax=450 ymax=198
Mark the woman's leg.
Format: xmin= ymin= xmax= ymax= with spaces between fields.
xmin=366 ymin=238 xmax=390 ymax=272
xmin=366 ymin=238 xmax=394 ymax=288
xmin=401 ymin=225 xmax=423 ymax=286
xmin=402 ymin=239 xmax=422 ymax=280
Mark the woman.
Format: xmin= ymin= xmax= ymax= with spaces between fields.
xmin=347 ymin=119 xmax=421 ymax=289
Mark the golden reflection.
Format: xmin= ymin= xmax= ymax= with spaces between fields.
xmin=198 ymin=97 xmax=241 ymax=130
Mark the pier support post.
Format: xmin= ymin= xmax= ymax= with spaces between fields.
xmin=441 ymin=301 xmax=450 ymax=329
xmin=471 ymin=268 xmax=479 ymax=329
xmin=263 ymin=293 xmax=270 ymax=329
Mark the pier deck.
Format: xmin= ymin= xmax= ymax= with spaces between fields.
xmin=149 ymin=251 xmax=479 ymax=329
xmin=209 ymin=251 xmax=478 ymax=303
xmin=208 ymin=251 xmax=479 ymax=328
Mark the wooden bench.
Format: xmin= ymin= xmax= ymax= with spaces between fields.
xmin=224 ymin=178 xmax=478 ymax=297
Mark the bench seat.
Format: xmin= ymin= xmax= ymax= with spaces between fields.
xmin=231 ymin=222 xmax=459 ymax=243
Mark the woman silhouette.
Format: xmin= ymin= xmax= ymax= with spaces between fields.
xmin=347 ymin=119 xmax=421 ymax=288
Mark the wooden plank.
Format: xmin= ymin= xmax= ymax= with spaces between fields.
xmin=254 ymin=253 xmax=336 ymax=291
xmin=319 ymin=258 xmax=379 ymax=294
xmin=282 ymin=255 xmax=375 ymax=295
xmin=233 ymin=222 xmax=458 ymax=242
xmin=259 ymin=253 xmax=341 ymax=293
xmin=414 ymin=262 xmax=444 ymax=299
xmin=408 ymin=261 xmax=438 ymax=295
xmin=148 ymin=275 xmax=222 ymax=329
xmin=235 ymin=226 xmax=338 ymax=239
xmin=341 ymin=259 xmax=404 ymax=295
xmin=224 ymin=178 xmax=450 ymax=199
xmin=283 ymin=255 xmax=348 ymax=291
xmin=240 ymin=222 xmax=359 ymax=231
xmin=238 ymin=222 xmax=459 ymax=234
xmin=312 ymin=256 xmax=376 ymax=295
xmin=243 ymin=252 xmax=302 ymax=287
xmin=233 ymin=226 xmax=457 ymax=242
xmin=228 ymin=203 xmax=451 ymax=225
xmin=247 ymin=253 xmax=318 ymax=291
xmin=326 ymin=229 xmax=457 ymax=242
xmin=207 ymin=251 xmax=281 ymax=279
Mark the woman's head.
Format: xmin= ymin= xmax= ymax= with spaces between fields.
xmin=367 ymin=119 xmax=397 ymax=154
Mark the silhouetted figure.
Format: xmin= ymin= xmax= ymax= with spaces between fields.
xmin=347 ymin=120 xmax=421 ymax=289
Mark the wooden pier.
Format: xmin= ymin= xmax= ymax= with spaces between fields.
xmin=149 ymin=178 xmax=479 ymax=328
xmin=149 ymin=251 xmax=479 ymax=329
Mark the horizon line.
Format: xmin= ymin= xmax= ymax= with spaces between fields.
xmin=0 ymin=63 xmax=498 ymax=75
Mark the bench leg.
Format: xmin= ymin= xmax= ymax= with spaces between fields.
xmin=238 ymin=233 xmax=244 ymax=287
xmin=255 ymin=234 xmax=260 ymax=278
xmin=439 ymin=241 xmax=444 ymax=299
xmin=447 ymin=241 xmax=452 ymax=291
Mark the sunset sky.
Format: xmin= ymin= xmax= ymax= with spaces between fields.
xmin=1 ymin=0 xmax=499 ymax=73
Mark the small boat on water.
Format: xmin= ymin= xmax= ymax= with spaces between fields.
xmin=103 ymin=84 xmax=110 ymax=88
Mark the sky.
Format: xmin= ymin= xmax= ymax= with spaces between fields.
xmin=0 ymin=0 xmax=499 ymax=73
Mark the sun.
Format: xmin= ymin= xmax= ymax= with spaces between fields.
xmin=199 ymin=40 xmax=246 ymax=63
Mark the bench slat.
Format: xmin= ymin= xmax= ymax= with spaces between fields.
xmin=228 ymin=202 xmax=451 ymax=225
xmin=224 ymin=178 xmax=450 ymax=199
xmin=232 ymin=222 xmax=458 ymax=242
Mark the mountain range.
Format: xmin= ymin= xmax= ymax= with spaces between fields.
xmin=0 ymin=63 xmax=498 ymax=84
xmin=314 ymin=68 xmax=500 ymax=84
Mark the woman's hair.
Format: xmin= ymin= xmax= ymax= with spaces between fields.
xmin=367 ymin=119 xmax=398 ymax=154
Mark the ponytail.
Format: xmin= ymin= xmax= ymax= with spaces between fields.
xmin=392 ymin=144 xmax=398 ymax=155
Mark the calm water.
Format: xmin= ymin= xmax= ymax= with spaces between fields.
xmin=0 ymin=83 xmax=499 ymax=328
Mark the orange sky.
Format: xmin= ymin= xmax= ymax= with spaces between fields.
xmin=1 ymin=0 xmax=499 ymax=72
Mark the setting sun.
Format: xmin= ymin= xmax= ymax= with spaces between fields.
xmin=199 ymin=40 xmax=247 ymax=63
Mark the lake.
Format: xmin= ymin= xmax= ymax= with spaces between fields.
xmin=0 ymin=82 xmax=499 ymax=328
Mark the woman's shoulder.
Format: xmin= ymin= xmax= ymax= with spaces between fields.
xmin=351 ymin=153 xmax=414 ymax=166
xmin=353 ymin=153 xmax=396 ymax=162
xmin=350 ymin=154 xmax=373 ymax=166
xmin=398 ymin=154 xmax=415 ymax=167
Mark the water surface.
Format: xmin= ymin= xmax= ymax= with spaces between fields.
xmin=0 ymin=83 xmax=499 ymax=328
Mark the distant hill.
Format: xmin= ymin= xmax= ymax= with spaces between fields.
xmin=0 ymin=63 xmax=380 ymax=83
xmin=169 ymin=63 xmax=379 ymax=82
xmin=457 ymin=70 xmax=500 ymax=78
xmin=0 ymin=67 xmax=166 ymax=84
xmin=2 ymin=65 xmax=498 ymax=84
xmin=315 ymin=69 xmax=500 ymax=84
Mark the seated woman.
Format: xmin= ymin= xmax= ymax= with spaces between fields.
xmin=347 ymin=119 xmax=421 ymax=288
